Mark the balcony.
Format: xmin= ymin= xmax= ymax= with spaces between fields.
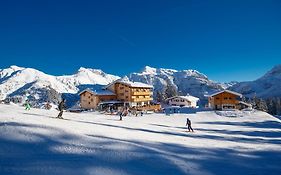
xmin=132 ymin=97 xmax=153 ymax=102
xmin=132 ymin=91 xmax=152 ymax=95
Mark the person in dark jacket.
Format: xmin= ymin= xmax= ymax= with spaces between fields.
xmin=57 ymin=99 xmax=66 ymax=119
xmin=186 ymin=118 xmax=194 ymax=132
xmin=119 ymin=108 xmax=124 ymax=121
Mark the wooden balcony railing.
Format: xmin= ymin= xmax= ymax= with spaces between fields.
xmin=131 ymin=98 xmax=153 ymax=102
xmin=131 ymin=91 xmax=153 ymax=95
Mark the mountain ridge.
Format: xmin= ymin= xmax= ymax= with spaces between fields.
xmin=1 ymin=64 xmax=280 ymax=108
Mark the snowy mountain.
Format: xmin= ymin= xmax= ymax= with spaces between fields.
xmin=219 ymin=81 xmax=238 ymax=89
xmin=0 ymin=65 xmax=120 ymax=107
xmin=129 ymin=66 xmax=224 ymax=101
xmin=229 ymin=65 xmax=281 ymax=98
xmin=2 ymin=64 xmax=280 ymax=108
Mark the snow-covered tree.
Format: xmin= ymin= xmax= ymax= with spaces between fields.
xmin=155 ymin=90 xmax=165 ymax=103
xmin=165 ymin=81 xmax=178 ymax=99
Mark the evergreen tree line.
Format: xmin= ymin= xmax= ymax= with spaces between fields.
xmin=155 ymin=81 xmax=178 ymax=103
xmin=244 ymin=96 xmax=281 ymax=116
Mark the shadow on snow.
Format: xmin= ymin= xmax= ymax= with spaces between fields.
xmin=1 ymin=118 xmax=281 ymax=175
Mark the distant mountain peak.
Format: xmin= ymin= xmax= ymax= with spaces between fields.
xmin=141 ymin=66 xmax=157 ymax=75
xmin=263 ymin=64 xmax=281 ymax=78
xmin=230 ymin=64 xmax=281 ymax=98
xmin=77 ymin=67 xmax=103 ymax=74
xmin=9 ymin=65 xmax=24 ymax=70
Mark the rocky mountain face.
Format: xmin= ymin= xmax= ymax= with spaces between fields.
xmin=229 ymin=65 xmax=281 ymax=98
xmin=0 ymin=65 xmax=120 ymax=108
xmin=1 ymin=64 xmax=280 ymax=109
xmin=128 ymin=66 xmax=224 ymax=104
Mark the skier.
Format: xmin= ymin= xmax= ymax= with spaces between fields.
xmin=24 ymin=100 xmax=31 ymax=110
xmin=119 ymin=108 xmax=124 ymax=121
xmin=45 ymin=101 xmax=52 ymax=110
xmin=57 ymin=99 xmax=66 ymax=119
xmin=165 ymin=108 xmax=170 ymax=116
xmin=186 ymin=118 xmax=194 ymax=132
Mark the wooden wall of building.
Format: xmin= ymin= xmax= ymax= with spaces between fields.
xmin=80 ymin=91 xmax=116 ymax=109
xmin=209 ymin=92 xmax=240 ymax=110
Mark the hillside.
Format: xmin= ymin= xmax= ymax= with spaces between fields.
xmin=0 ymin=66 xmax=120 ymax=107
xmin=230 ymin=65 xmax=281 ymax=98
xmin=0 ymin=104 xmax=280 ymax=175
xmin=129 ymin=66 xmax=223 ymax=100
xmin=1 ymin=64 xmax=281 ymax=108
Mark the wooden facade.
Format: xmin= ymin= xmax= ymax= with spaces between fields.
xmin=79 ymin=80 xmax=154 ymax=110
xmin=107 ymin=82 xmax=153 ymax=107
xmin=208 ymin=90 xmax=242 ymax=110
xmin=80 ymin=91 xmax=116 ymax=109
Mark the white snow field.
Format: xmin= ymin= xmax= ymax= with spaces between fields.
xmin=0 ymin=104 xmax=281 ymax=175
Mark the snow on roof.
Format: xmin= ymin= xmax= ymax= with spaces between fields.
xmin=166 ymin=95 xmax=199 ymax=102
xmin=98 ymin=100 xmax=124 ymax=105
xmin=105 ymin=78 xmax=153 ymax=89
xmin=121 ymin=81 xmax=153 ymax=88
xmin=238 ymin=101 xmax=252 ymax=107
xmin=79 ymin=88 xmax=116 ymax=96
xmin=209 ymin=90 xmax=242 ymax=97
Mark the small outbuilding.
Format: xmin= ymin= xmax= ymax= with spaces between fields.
xmin=166 ymin=95 xmax=199 ymax=108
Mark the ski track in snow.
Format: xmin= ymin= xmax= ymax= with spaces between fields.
xmin=0 ymin=104 xmax=281 ymax=175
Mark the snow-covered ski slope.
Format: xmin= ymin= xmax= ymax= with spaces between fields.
xmin=1 ymin=104 xmax=281 ymax=175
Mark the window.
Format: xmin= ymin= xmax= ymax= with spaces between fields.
xmin=224 ymin=97 xmax=228 ymax=100
xmin=91 ymin=99 xmax=93 ymax=102
xmin=216 ymin=97 xmax=220 ymax=100
xmin=125 ymin=96 xmax=129 ymax=99
xmin=120 ymin=93 xmax=124 ymax=96
xmin=181 ymin=99 xmax=185 ymax=102
xmin=83 ymin=94 xmax=86 ymax=97
xmin=88 ymin=102 xmax=91 ymax=104
xmin=229 ymin=97 xmax=232 ymax=100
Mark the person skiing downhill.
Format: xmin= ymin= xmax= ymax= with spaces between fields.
xmin=57 ymin=99 xmax=66 ymax=119
xmin=186 ymin=118 xmax=194 ymax=132
xmin=24 ymin=100 xmax=31 ymax=110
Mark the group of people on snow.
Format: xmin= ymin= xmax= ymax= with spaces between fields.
xmin=22 ymin=98 xmax=194 ymax=132
xmin=23 ymin=98 xmax=67 ymax=119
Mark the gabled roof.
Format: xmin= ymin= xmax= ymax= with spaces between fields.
xmin=166 ymin=95 xmax=199 ymax=102
xmin=104 ymin=78 xmax=153 ymax=89
xmin=79 ymin=88 xmax=116 ymax=96
xmin=120 ymin=81 xmax=153 ymax=88
xmin=238 ymin=101 xmax=252 ymax=107
xmin=209 ymin=90 xmax=242 ymax=97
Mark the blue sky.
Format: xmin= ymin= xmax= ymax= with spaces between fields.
xmin=0 ymin=0 xmax=280 ymax=82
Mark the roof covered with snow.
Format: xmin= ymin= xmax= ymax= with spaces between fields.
xmin=120 ymin=81 xmax=153 ymax=88
xmin=166 ymin=95 xmax=200 ymax=102
xmin=105 ymin=77 xmax=153 ymax=89
xmin=79 ymin=88 xmax=116 ymax=96
xmin=209 ymin=89 xmax=242 ymax=97
xmin=238 ymin=101 xmax=252 ymax=107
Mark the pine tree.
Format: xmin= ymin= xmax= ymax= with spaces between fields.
xmin=276 ymin=97 xmax=281 ymax=115
xmin=241 ymin=96 xmax=247 ymax=102
xmin=251 ymin=94 xmax=258 ymax=109
xmin=165 ymin=81 xmax=178 ymax=98
xmin=257 ymin=98 xmax=268 ymax=112
xmin=155 ymin=90 xmax=165 ymax=103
